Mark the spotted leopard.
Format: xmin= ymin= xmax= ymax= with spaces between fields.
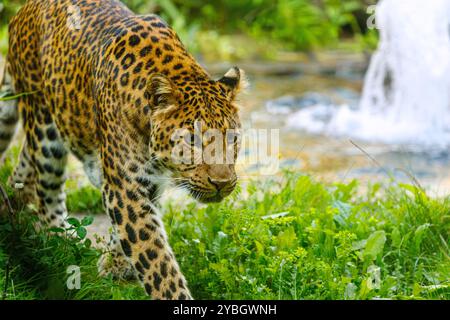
xmin=0 ymin=0 xmax=246 ymax=300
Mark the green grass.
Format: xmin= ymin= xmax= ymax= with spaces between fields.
xmin=66 ymin=186 xmax=103 ymax=214
xmin=0 ymin=161 xmax=448 ymax=299
xmin=167 ymin=174 xmax=449 ymax=300
xmin=0 ymin=213 xmax=145 ymax=300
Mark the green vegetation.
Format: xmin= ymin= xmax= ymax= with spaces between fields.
xmin=0 ymin=0 xmax=378 ymax=57
xmin=126 ymin=0 xmax=376 ymax=51
xmin=171 ymin=175 xmax=449 ymax=299
xmin=0 ymin=213 xmax=145 ymax=300
xmin=66 ymin=186 xmax=103 ymax=214
xmin=1 ymin=147 xmax=448 ymax=299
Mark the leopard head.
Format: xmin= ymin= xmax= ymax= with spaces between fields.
xmin=148 ymin=67 xmax=247 ymax=203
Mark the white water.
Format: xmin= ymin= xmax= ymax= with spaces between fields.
xmin=286 ymin=0 xmax=450 ymax=149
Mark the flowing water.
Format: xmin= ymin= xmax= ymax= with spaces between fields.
xmin=227 ymin=0 xmax=450 ymax=196
xmin=207 ymin=49 xmax=450 ymax=197
xmin=284 ymin=0 xmax=450 ymax=150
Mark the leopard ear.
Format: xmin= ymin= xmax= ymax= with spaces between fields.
xmin=218 ymin=67 xmax=248 ymax=100
xmin=147 ymin=74 xmax=178 ymax=117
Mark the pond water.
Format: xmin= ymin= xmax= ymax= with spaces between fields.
xmin=208 ymin=52 xmax=450 ymax=197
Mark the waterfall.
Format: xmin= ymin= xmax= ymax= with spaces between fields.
xmin=287 ymin=0 xmax=450 ymax=149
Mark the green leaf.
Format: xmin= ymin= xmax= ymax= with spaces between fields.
xmin=414 ymin=223 xmax=431 ymax=251
xmin=276 ymin=226 xmax=297 ymax=250
xmin=81 ymin=216 xmax=94 ymax=226
xmin=76 ymin=227 xmax=87 ymax=239
xmin=67 ymin=218 xmax=81 ymax=227
xmin=332 ymin=200 xmax=352 ymax=226
xmin=84 ymin=238 xmax=92 ymax=248
xmin=358 ymin=278 xmax=371 ymax=299
xmin=391 ymin=227 xmax=402 ymax=248
xmin=363 ymin=231 xmax=386 ymax=261
xmin=255 ymin=240 xmax=264 ymax=256
xmin=49 ymin=227 xmax=65 ymax=233
xmin=0 ymin=90 xmax=39 ymax=101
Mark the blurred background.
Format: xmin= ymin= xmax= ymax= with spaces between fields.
xmin=1 ymin=0 xmax=449 ymax=196
xmin=0 ymin=0 xmax=378 ymax=57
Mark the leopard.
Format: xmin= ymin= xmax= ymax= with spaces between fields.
xmin=0 ymin=0 xmax=246 ymax=300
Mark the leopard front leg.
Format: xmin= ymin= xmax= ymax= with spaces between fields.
xmin=101 ymin=172 xmax=192 ymax=300
xmin=97 ymin=224 xmax=136 ymax=280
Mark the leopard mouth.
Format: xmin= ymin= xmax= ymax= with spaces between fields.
xmin=174 ymin=179 xmax=233 ymax=203
xmin=187 ymin=188 xmax=224 ymax=203
xmin=196 ymin=192 xmax=224 ymax=203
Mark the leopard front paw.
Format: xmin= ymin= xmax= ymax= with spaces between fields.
xmin=97 ymin=251 xmax=136 ymax=280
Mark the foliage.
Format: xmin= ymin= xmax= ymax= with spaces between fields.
xmin=0 ymin=213 xmax=145 ymax=299
xmin=129 ymin=0 xmax=370 ymax=51
xmin=0 ymin=144 xmax=19 ymax=197
xmin=66 ymin=186 xmax=103 ymax=214
xmin=0 ymin=171 xmax=448 ymax=300
xmin=166 ymin=173 xmax=449 ymax=299
xmin=0 ymin=0 xmax=377 ymax=55
xmin=0 ymin=0 xmax=22 ymax=25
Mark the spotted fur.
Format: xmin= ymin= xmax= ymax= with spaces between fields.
xmin=1 ymin=0 xmax=246 ymax=300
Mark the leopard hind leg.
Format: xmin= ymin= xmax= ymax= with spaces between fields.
xmin=17 ymin=95 xmax=70 ymax=229
xmin=0 ymin=66 xmax=19 ymax=159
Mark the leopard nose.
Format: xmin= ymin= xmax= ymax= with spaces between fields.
xmin=207 ymin=165 xmax=234 ymax=191
xmin=208 ymin=177 xmax=232 ymax=191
